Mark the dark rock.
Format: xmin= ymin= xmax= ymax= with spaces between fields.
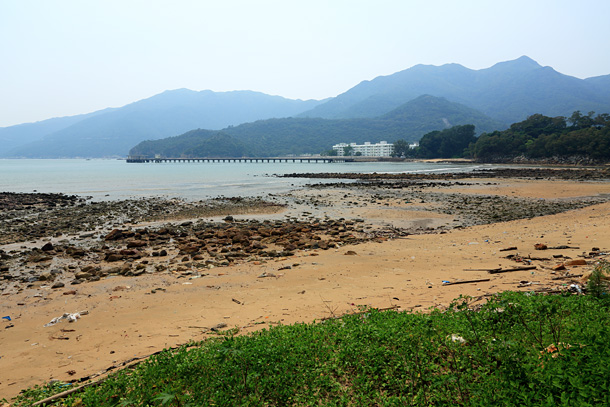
xmin=41 ymin=242 xmax=54 ymax=252
xmin=105 ymin=253 xmax=124 ymax=262
xmin=127 ymin=240 xmax=147 ymax=248
xmin=105 ymin=229 xmax=124 ymax=241
xmin=38 ymin=272 xmax=54 ymax=281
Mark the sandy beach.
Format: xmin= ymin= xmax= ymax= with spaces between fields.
xmin=2 ymin=169 xmax=610 ymax=401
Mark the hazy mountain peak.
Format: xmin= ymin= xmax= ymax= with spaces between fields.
xmin=486 ymin=55 xmax=542 ymax=72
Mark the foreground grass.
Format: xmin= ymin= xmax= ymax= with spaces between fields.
xmin=10 ymin=287 xmax=610 ymax=406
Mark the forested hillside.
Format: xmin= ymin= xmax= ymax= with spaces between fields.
xmin=470 ymin=111 xmax=610 ymax=161
xmin=129 ymin=96 xmax=502 ymax=157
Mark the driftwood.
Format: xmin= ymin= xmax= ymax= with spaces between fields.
xmin=487 ymin=266 xmax=537 ymax=274
xmin=499 ymin=247 xmax=518 ymax=252
xmin=32 ymin=379 xmax=108 ymax=406
xmin=442 ymin=278 xmax=491 ymax=286
xmin=464 ymin=266 xmax=537 ymax=273
xmin=319 ymin=305 xmax=399 ymax=321
xmin=32 ymin=356 xmax=146 ymax=406
xmin=552 ymin=274 xmax=584 ymax=280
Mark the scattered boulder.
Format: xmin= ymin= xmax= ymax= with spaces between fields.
xmin=105 ymin=229 xmax=124 ymax=241
xmin=38 ymin=272 xmax=54 ymax=281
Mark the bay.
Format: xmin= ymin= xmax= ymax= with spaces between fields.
xmin=0 ymin=159 xmax=491 ymax=201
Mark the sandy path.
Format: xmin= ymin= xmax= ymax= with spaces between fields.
xmin=1 ymin=180 xmax=609 ymax=400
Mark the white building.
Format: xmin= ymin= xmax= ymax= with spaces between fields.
xmin=332 ymin=141 xmax=394 ymax=157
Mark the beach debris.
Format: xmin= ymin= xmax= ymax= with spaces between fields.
xmin=568 ymin=284 xmax=583 ymax=294
xmin=258 ymin=271 xmax=277 ymax=278
xmin=278 ymin=265 xmax=292 ymax=270
xmin=210 ymin=323 xmax=228 ymax=332
xmin=448 ymin=334 xmax=467 ymax=344
xmin=63 ymin=290 xmax=77 ymax=295
xmin=44 ymin=310 xmax=89 ymax=327
xmin=552 ymin=264 xmax=567 ymax=271
xmin=344 ymin=250 xmax=358 ymax=255
xmin=232 ymin=298 xmax=243 ymax=305
xmin=1 ymin=316 xmax=11 ymax=321
xmin=442 ymin=278 xmax=491 ymax=286
xmin=499 ymin=246 xmax=518 ymax=252
xmin=534 ymin=243 xmax=548 ymax=250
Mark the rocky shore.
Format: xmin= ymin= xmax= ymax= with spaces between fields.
xmin=0 ymin=194 xmax=406 ymax=295
xmin=2 ymin=168 xmax=609 ymax=296
xmin=280 ymin=166 xmax=610 ymax=180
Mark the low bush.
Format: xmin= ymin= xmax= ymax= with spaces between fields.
xmin=10 ymin=290 xmax=610 ymax=406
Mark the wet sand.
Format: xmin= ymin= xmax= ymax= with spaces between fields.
xmin=1 ymin=173 xmax=610 ymax=400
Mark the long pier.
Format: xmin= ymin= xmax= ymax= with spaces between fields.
xmin=126 ymin=156 xmax=354 ymax=163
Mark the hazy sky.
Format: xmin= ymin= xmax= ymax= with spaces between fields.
xmin=1 ymin=0 xmax=609 ymax=127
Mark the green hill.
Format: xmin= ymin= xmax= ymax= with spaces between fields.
xmin=129 ymin=96 xmax=504 ymax=157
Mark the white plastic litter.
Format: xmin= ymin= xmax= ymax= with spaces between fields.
xmin=43 ymin=310 xmax=89 ymax=327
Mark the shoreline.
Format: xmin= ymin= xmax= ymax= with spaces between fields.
xmin=2 ymin=168 xmax=610 ymax=400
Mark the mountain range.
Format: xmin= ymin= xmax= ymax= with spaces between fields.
xmin=1 ymin=90 xmax=322 ymax=158
xmin=2 ymin=56 xmax=609 ymax=158
xmin=299 ymin=56 xmax=610 ymax=123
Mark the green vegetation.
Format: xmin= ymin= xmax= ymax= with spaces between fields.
xmin=391 ymin=139 xmax=410 ymax=157
xmin=132 ymin=109 xmax=609 ymax=161
xmin=392 ymin=111 xmax=610 ymax=161
xmin=133 ymin=131 xmax=251 ymax=158
xmin=470 ymin=111 xmax=610 ymax=161
xmin=11 ymin=270 xmax=610 ymax=406
xmin=416 ymin=124 xmax=477 ymax=158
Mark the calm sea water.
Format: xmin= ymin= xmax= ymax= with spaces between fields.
xmin=0 ymin=159 xmax=492 ymax=201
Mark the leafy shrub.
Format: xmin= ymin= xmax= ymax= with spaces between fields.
xmin=10 ymin=291 xmax=610 ymax=406
xmin=587 ymin=260 xmax=610 ymax=298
